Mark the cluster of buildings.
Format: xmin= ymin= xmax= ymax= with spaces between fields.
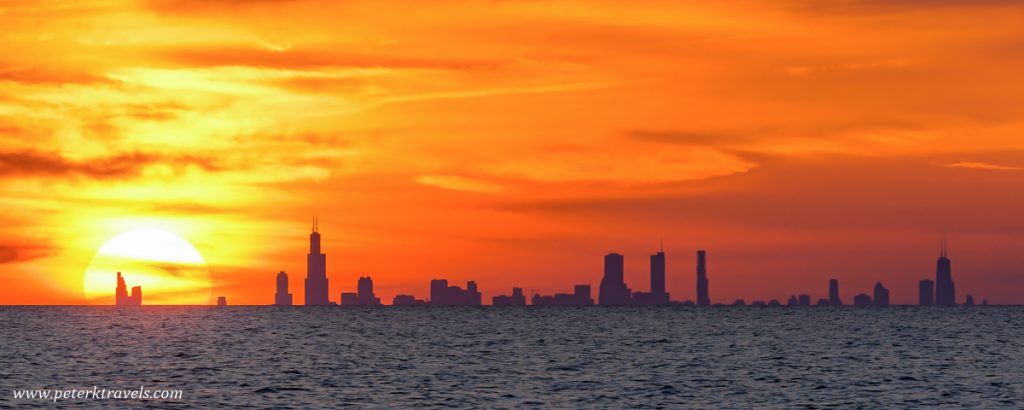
xmin=263 ymin=220 xmax=984 ymax=307
xmin=114 ymin=272 xmax=141 ymax=306
xmin=112 ymin=220 xmax=983 ymax=307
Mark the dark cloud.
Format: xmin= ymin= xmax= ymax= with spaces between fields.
xmin=0 ymin=150 xmax=220 ymax=179
xmin=0 ymin=243 xmax=54 ymax=264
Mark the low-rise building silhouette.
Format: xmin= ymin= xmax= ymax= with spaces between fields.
xmin=493 ymin=287 xmax=526 ymax=306
xmin=532 ymin=284 xmax=594 ymax=306
xmin=217 ymin=296 xmax=227 ymax=306
xmin=342 ymin=276 xmax=381 ymax=306
xmin=853 ymin=293 xmax=872 ymax=306
xmin=964 ymin=294 xmax=975 ymax=306
xmin=799 ymin=294 xmax=811 ymax=306
xmin=429 ymin=279 xmax=481 ymax=306
xmin=392 ymin=294 xmax=428 ymax=306
xmin=275 ymin=271 xmax=292 ymax=306
xmin=115 ymin=272 xmax=141 ymax=306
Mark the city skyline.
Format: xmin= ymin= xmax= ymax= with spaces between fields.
xmin=241 ymin=222 xmax=982 ymax=307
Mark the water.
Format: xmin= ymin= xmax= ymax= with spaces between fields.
xmin=2 ymin=306 xmax=1023 ymax=408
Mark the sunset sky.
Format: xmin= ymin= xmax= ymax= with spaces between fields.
xmin=2 ymin=0 xmax=1024 ymax=305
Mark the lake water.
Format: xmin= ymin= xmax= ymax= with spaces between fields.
xmin=2 ymin=306 xmax=1023 ymax=408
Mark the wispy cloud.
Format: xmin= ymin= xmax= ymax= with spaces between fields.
xmin=945 ymin=161 xmax=1023 ymax=171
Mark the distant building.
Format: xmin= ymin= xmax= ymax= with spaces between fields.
xmin=935 ymin=239 xmax=956 ymax=306
xmin=919 ymin=279 xmax=934 ymax=306
xmin=798 ymin=294 xmax=812 ymax=306
xmin=533 ymin=285 xmax=594 ymax=306
xmin=634 ymin=248 xmax=670 ymax=305
xmin=750 ymin=300 xmax=766 ymax=307
xmin=217 ymin=296 xmax=227 ymax=306
xmin=115 ymin=272 xmax=141 ymax=306
xmin=853 ymin=293 xmax=872 ymax=306
xmin=828 ymin=279 xmax=843 ymax=306
xmin=493 ymin=287 xmax=526 ymax=306
xmin=815 ymin=298 xmax=829 ymax=306
xmin=598 ymin=253 xmax=632 ymax=305
xmin=732 ymin=299 xmax=746 ymax=306
xmin=305 ymin=218 xmax=330 ymax=306
xmin=429 ymin=279 xmax=482 ymax=306
xmin=392 ymin=294 xmax=428 ymax=306
xmin=964 ymin=294 xmax=975 ymax=306
xmin=275 ymin=271 xmax=292 ymax=306
xmin=767 ymin=299 xmax=781 ymax=307
xmin=696 ymin=250 xmax=710 ymax=306
xmin=873 ymin=282 xmax=890 ymax=306
xmin=342 ymin=277 xmax=381 ymax=306
xmin=787 ymin=295 xmax=799 ymax=306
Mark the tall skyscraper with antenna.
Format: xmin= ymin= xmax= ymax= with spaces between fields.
xmin=304 ymin=217 xmax=330 ymax=305
xmin=935 ymin=237 xmax=956 ymax=306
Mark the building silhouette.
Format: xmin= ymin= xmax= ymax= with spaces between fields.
xmin=392 ymin=294 xmax=428 ymax=306
xmin=919 ymin=279 xmax=934 ymax=306
xmin=217 ymin=296 xmax=227 ymax=306
xmin=853 ymin=293 xmax=872 ymax=306
xmin=275 ymin=271 xmax=292 ymax=306
xmin=787 ymin=295 xmax=799 ymax=306
xmin=634 ymin=248 xmax=671 ymax=305
xmin=873 ymin=282 xmax=890 ymax=306
xmin=429 ymin=279 xmax=481 ymax=306
xmin=696 ymin=250 xmax=710 ymax=306
xmin=304 ymin=217 xmax=330 ymax=305
xmin=115 ymin=272 xmax=141 ymax=306
xmin=532 ymin=284 xmax=594 ymax=306
xmin=493 ymin=287 xmax=526 ymax=306
xmin=964 ymin=294 xmax=975 ymax=306
xmin=935 ymin=240 xmax=956 ymax=306
xmin=341 ymin=276 xmax=381 ymax=306
xmin=828 ymin=278 xmax=843 ymax=306
xmin=798 ymin=294 xmax=811 ymax=306
xmin=598 ymin=253 xmax=632 ymax=305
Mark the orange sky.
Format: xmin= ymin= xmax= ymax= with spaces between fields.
xmin=2 ymin=0 xmax=1024 ymax=305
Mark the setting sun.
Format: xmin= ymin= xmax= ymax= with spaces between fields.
xmin=82 ymin=230 xmax=211 ymax=305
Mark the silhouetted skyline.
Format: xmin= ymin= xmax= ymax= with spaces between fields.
xmin=249 ymin=222 xmax=989 ymax=307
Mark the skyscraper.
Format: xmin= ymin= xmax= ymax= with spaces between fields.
xmin=650 ymin=248 xmax=668 ymax=304
xmin=304 ymin=217 xmax=330 ymax=305
xmin=598 ymin=253 xmax=632 ymax=305
xmin=696 ymin=250 xmax=710 ymax=306
xmin=275 ymin=271 xmax=292 ymax=306
xmin=873 ymin=282 xmax=890 ymax=306
xmin=934 ymin=239 xmax=956 ymax=306
xmin=115 ymin=272 xmax=141 ymax=306
xmin=828 ymin=278 xmax=843 ymax=306
xmin=918 ymin=279 xmax=934 ymax=306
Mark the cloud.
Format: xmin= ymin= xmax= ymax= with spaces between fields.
xmin=0 ymin=150 xmax=219 ymax=179
xmin=0 ymin=243 xmax=54 ymax=264
xmin=415 ymin=174 xmax=506 ymax=193
xmin=945 ymin=161 xmax=1023 ymax=171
